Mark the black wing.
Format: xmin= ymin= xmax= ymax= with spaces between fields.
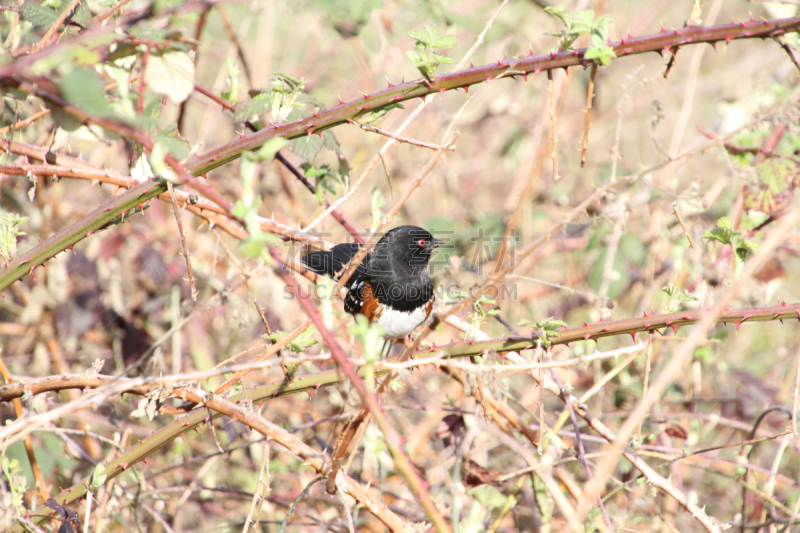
xmin=301 ymin=243 xmax=368 ymax=288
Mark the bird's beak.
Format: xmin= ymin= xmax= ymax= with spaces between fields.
xmin=432 ymin=238 xmax=444 ymax=249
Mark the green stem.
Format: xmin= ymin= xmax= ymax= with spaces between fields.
xmin=0 ymin=179 xmax=168 ymax=293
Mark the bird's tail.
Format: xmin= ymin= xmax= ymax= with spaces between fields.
xmin=301 ymin=242 xmax=364 ymax=279
xmin=301 ymin=250 xmax=336 ymax=277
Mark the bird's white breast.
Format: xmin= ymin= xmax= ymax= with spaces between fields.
xmin=375 ymin=304 xmax=430 ymax=339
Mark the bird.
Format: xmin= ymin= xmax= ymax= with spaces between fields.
xmin=301 ymin=225 xmax=443 ymax=346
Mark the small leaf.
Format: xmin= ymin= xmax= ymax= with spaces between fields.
xmin=19 ymin=1 xmax=60 ymax=27
xmin=90 ymin=464 xmax=107 ymax=491
xmin=0 ymin=212 xmax=29 ymax=263
xmin=145 ymin=51 xmax=195 ymax=104
xmin=266 ymin=327 xmax=319 ymax=352
xmin=287 ymin=131 xmax=324 ymax=161
xmin=59 ymin=67 xmax=114 ymax=118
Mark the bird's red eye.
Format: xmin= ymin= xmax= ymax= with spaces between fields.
xmin=417 ymin=239 xmax=426 ymax=247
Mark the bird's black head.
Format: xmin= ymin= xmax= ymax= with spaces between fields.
xmin=373 ymin=225 xmax=443 ymax=276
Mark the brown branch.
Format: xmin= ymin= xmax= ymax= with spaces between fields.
xmin=672 ymin=202 xmax=697 ymax=249
xmin=180 ymin=15 xmax=800 ymax=176
xmin=271 ymin=248 xmax=450 ymax=532
xmin=167 ymin=182 xmax=198 ymax=301
xmin=0 ymin=158 xmax=327 ymax=247
xmin=547 ymin=70 xmax=560 ymax=180
xmin=576 ymin=201 xmax=800 ymax=524
xmin=0 ymin=352 xmax=48 ymax=503
xmin=93 ymin=0 xmax=134 ymax=23
xmin=31 ymin=0 xmax=82 ymax=54
xmin=0 ymin=109 xmax=50 ymax=136
xmin=348 ymin=119 xmax=455 ymax=151
xmin=773 ymin=35 xmax=800 ymax=73
xmin=580 ymin=62 xmax=597 ymax=168
xmin=216 ymin=4 xmax=253 ymax=88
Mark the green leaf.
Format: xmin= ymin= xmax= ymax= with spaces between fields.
xmin=19 ymin=1 xmax=60 ymax=27
xmin=145 ymin=51 xmax=195 ymax=104
xmin=233 ymin=92 xmax=271 ymax=125
xmin=0 ymin=212 xmax=28 ymax=264
xmin=287 ymin=131 xmax=324 ymax=161
xmin=59 ymin=67 xmax=114 ymax=119
xmin=406 ymin=24 xmax=458 ymax=82
xmin=148 ymin=136 xmax=188 ymax=181
xmin=661 ymin=284 xmax=697 ymax=313
xmin=518 ymin=317 xmax=566 ymax=347
xmin=220 ymin=57 xmax=241 ymax=106
xmin=64 ymin=0 xmax=91 ymax=29
xmin=585 ymin=40 xmax=617 ymax=66
xmin=703 ymin=218 xmax=759 ymax=275
xmin=703 ymin=217 xmax=736 ymax=246
xmin=300 ymin=163 xmax=346 ymax=204
xmin=90 ymin=464 xmax=107 ymax=491
xmin=743 ymin=158 xmax=799 ymax=214
xmin=266 ymin=327 xmax=318 ymax=353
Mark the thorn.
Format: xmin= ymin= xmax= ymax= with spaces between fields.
xmin=312 ymin=112 xmax=320 ymax=117
xmin=602 ymin=328 xmax=610 ymax=332
xmin=582 ymin=321 xmax=589 ymax=328
xmin=29 ymin=265 xmax=36 ymax=279
xmin=660 ymin=24 xmax=667 ymax=33
xmin=671 ymin=324 xmax=679 ymax=334
xmin=307 ymin=129 xmax=314 ymax=137
xmin=725 ymin=35 xmax=733 ymax=44
xmin=463 ymin=85 xmax=470 ymax=96
xmin=470 ymin=61 xmax=474 ymax=68
xmin=709 ymin=41 xmax=717 ymax=51
xmin=583 ymin=333 xmax=590 ymax=341
xmin=338 ymin=96 xmax=345 ymax=105
xmin=733 ymin=321 xmax=741 ymax=331
xmin=439 ymin=88 xmax=445 ymax=95
xmin=522 ymin=74 xmax=528 ymax=83
xmin=675 ymin=29 xmax=683 ymax=35
xmin=273 ymin=123 xmax=282 ymax=129
xmin=549 ymin=50 xmax=556 ymax=59
xmin=316 ymin=131 xmax=324 ymax=137
xmin=629 ymin=332 xmax=637 ymax=341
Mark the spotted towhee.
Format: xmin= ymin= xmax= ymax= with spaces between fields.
xmin=302 ymin=225 xmax=443 ymax=339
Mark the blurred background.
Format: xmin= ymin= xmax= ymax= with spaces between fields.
xmin=2 ymin=0 xmax=800 ymax=531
